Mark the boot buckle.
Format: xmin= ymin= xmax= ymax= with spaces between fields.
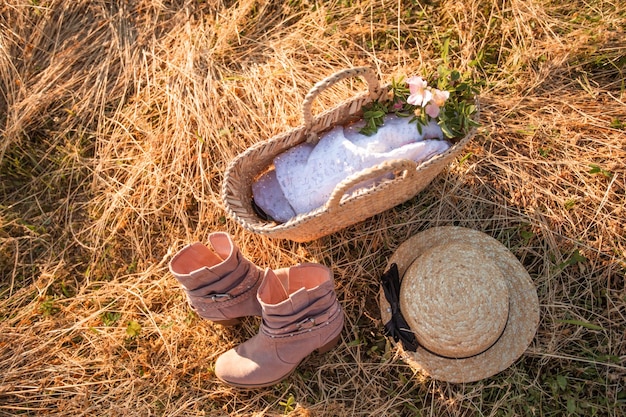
xmin=210 ymin=293 xmax=232 ymax=301
xmin=296 ymin=317 xmax=316 ymax=330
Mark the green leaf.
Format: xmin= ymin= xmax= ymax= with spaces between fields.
xmin=569 ymin=249 xmax=587 ymax=264
xmin=557 ymin=249 xmax=587 ymax=269
xmin=556 ymin=374 xmax=568 ymax=390
xmin=102 ymin=311 xmax=121 ymax=326
xmin=467 ymin=118 xmax=480 ymax=127
xmin=40 ymin=298 xmax=60 ymax=316
xmin=520 ymin=229 xmax=534 ymax=243
xmin=440 ymin=122 xmax=454 ymax=138
xmin=609 ymin=118 xmax=624 ymax=129
xmin=126 ymin=320 xmax=142 ymax=338
xmin=441 ymin=38 xmax=450 ymax=63
xmin=588 ymin=164 xmax=612 ymax=178
xmin=588 ymin=164 xmax=601 ymax=174
xmin=567 ymin=397 xmax=577 ymax=414
xmin=371 ymin=110 xmax=385 ymax=118
xmin=538 ymin=148 xmax=550 ymax=157
xmin=557 ymin=319 xmax=604 ymax=331
xmin=347 ymin=339 xmax=362 ymax=347
xmin=363 ymin=110 xmax=376 ymax=118
xmin=60 ymin=282 xmax=72 ymax=298
xmin=458 ymin=152 xmax=472 ymax=166
xmin=279 ymin=394 xmax=296 ymax=414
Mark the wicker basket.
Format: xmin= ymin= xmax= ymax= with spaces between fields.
xmin=222 ymin=67 xmax=477 ymax=242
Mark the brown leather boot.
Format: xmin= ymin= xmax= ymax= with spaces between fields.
xmin=169 ymin=232 xmax=263 ymax=325
xmin=214 ymin=263 xmax=344 ymax=388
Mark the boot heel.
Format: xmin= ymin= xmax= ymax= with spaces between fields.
xmin=317 ymin=333 xmax=341 ymax=354
xmin=213 ymin=318 xmax=241 ymax=326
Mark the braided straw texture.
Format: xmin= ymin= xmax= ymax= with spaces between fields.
xmin=400 ymin=242 xmax=510 ymax=358
xmin=221 ymin=68 xmax=477 ymax=242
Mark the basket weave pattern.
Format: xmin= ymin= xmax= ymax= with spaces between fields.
xmin=222 ymin=67 xmax=476 ymax=242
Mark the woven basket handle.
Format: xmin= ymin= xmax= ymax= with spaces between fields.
xmin=326 ymin=159 xmax=418 ymax=211
xmin=302 ymin=67 xmax=381 ymax=143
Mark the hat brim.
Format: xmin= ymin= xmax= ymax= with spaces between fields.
xmin=379 ymin=226 xmax=539 ymax=383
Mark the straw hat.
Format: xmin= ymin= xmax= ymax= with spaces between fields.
xmin=379 ymin=226 xmax=539 ymax=383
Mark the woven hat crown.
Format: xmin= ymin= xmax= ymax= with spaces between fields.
xmin=400 ymin=242 xmax=510 ymax=358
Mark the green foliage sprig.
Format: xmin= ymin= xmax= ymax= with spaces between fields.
xmin=359 ymin=101 xmax=389 ymax=136
xmin=360 ymin=66 xmax=480 ymax=139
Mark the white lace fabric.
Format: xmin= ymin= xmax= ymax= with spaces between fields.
xmin=252 ymin=115 xmax=450 ymax=222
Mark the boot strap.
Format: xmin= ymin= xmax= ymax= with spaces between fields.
xmin=184 ymin=257 xmax=260 ymax=297
xmin=186 ymin=263 xmax=260 ymax=298
xmin=187 ymin=273 xmax=260 ymax=312
xmin=262 ymin=303 xmax=342 ymax=336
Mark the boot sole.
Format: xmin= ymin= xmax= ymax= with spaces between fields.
xmin=216 ymin=333 xmax=342 ymax=389
xmin=316 ymin=332 xmax=342 ymax=354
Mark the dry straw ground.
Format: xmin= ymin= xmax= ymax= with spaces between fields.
xmin=0 ymin=0 xmax=625 ymax=416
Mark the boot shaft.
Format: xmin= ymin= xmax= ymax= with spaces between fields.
xmin=170 ymin=233 xmax=258 ymax=290
xmin=259 ymin=264 xmax=340 ymax=334
xmin=169 ymin=232 xmax=263 ymax=322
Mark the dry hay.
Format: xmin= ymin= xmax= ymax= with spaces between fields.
xmin=1 ymin=0 xmax=625 ymax=416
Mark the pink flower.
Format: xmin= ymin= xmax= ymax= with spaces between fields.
xmin=424 ymin=88 xmax=450 ymax=118
xmin=431 ymin=88 xmax=450 ymax=106
xmin=425 ymin=102 xmax=441 ymax=118
xmin=406 ymin=76 xmax=431 ymax=107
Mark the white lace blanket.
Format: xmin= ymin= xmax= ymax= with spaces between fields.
xmin=252 ymin=115 xmax=450 ymax=222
